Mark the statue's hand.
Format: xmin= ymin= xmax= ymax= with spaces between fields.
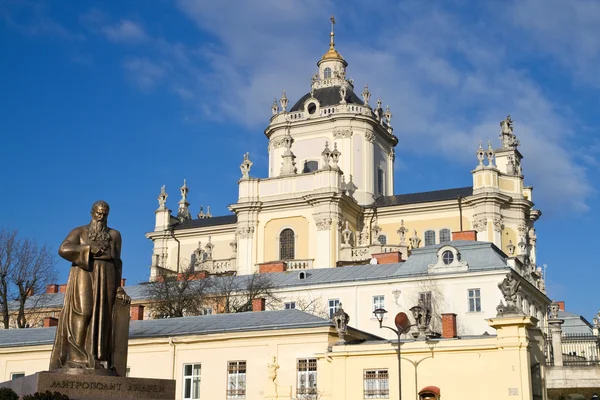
xmin=116 ymin=287 xmax=131 ymax=305
xmin=90 ymin=244 xmax=103 ymax=257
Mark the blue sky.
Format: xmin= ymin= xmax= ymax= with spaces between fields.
xmin=1 ymin=1 xmax=599 ymax=322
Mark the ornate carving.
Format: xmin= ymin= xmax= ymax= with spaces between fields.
xmin=240 ymin=152 xmax=253 ymax=179
xmin=409 ymin=230 xmax=421 ymax=249
xmin=371 ymin=219 xmax=382 ymax=245
xmin=177 ymin=179 xmax=192 ymax=222
xmin=204 ymin=236 xmax=214 ymax=260
xmin=197 ymin=205 xmax=212 ymax=219
xmin=193 ymin=241 xmax=205 ymax=266
xmin=267 ymin=356 xmax=279 ymax=383
xmin=270 ymin=137 xmax=286 ymax=148
xmin=476 ymin=141 xmax=485 ymax=167
xmin=364 ymin=132 xmax=375 ymax=143
xmin=279 ymin=90 xmax=288 ymax=112
xmin=339 ymin=82 xmax=347 ymax=104
xmin=506 ymin=240 xmax=515 ymax=256
xmin=341 ymin=221 xmax=352 ymax=247
xmin=236 ymin=226 xmax=255 ymax=239
xmin=497 ymin=273 xmax=521 ymax=315
xmin=230 ymin=238 xmax=237 ymax=258
xmin=486 ymin=141 xmax=495 ymax=167
xmin=332 ymin=303 xmax=349 ymax=343
xmin=493 ymin=217 xmax=503 ymax=232
xmin=315 ymin=215 xmax=333 ymax=231
xmin=157 ymin=185 xmax=168 ymax=209
xmin=362 ymin=84 xmax=371 ymax=107
xmin=396 ymin=219 xmax=408 ymax=244
xmin=331 ymin=142 xmax=341 ymax=169
xmin=333 ymin=128 xmax=353 ymax=139
xmin=321 ymin=141 xmax=332 ymax=169
xmin=548 ymin=302 xmax=560 ymax=319
xmin=389 ymin=149 xmax=395 ymax=162
xmin=517 ymin=222 xmax=527 ymax=235
xmin=271 ymin=99 xmax=278 ymax=115
xmin=499 ymin=114 xmax=520 ymax=149
xmin=472 ymin=215 xmax=487 ymax=233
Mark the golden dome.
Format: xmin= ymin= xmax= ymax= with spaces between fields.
xmin=321 ymin=47 xmax=344 ymax=61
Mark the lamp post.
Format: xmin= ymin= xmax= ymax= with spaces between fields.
xmin=373 ymin=308 xmax=411 ymax=400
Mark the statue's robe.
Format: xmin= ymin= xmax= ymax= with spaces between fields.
xmin=49 ymin=225 xmax=122 ymax=372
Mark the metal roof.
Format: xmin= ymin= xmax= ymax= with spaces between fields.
xmin=172 ymin=214 xmax=237 ymax=231
xmin=558 ymin=310 xmax=594 ymax=335
xmin=372 ymin=186 xmax=473 ymax=208
xmin=290 ymin=86 xmax=363 ymax=112
xmin=0 ymin=310 xmax=341 ymax=348
xmin=19 ymin=241 xmax=509 ymax=310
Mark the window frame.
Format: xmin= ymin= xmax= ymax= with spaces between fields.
xmin=10 ymin=372 xmax=25 ymax=380
xmin=328 ymin=298 xmax=340 ymax=319
xmin=279 ymin=228 xmax=296 ymax=260
xmin=285 ymin=301 xmax=296 ymax=310
xmin=372 ymin=295 xmax=385 ymax=318
xmin=424 ymin=230 xmax=436 ymax=246
xmin=297 ymin=358 xmax=318 ymax=398
xmin=419 ymin=291 xmax=432 ymax=312
xmin=226 ymin=361 xmax=247 ymax=399
xmin=324 ymin=67 xmax=332 ymax=79
xmin=468 ymin=288 xmax=481 ymax=313
xmin=439 ymin=228 xmax=451 ymax=244
xmin=363 ymin=369 xmax=389 ymax=399
xmin=377 ymin=234 xmax=387 ymax=245
xmin=183 ymin=363 xmax=201 ymax=400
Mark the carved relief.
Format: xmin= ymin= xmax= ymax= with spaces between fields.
xmin=236 ymin=226 xmax=255 ymax=239
xmin=364 ymin=132 xmax=375 ymax=143
xmin=493 ymin=217 xmax=504 ymax=232
xmin=333 ymin=128 xmax=353 ymax=139
xmin=315 ymin=215 xmax=333 ymax=231
xmin=472 ymin=215 xmax=487 ymax=233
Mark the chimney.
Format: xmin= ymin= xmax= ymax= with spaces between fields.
xmin=26 ymin=288 xmax=34 ymax=297
xmin=252 ymin=298 xmax=266 ymax=312
xmin=557 ymin=301 xmax=565 ymax=311
xmin=451 ymin=230 xmax=477 ymax=241
xmin=131 ymin=305 xmax=145 ymax=321
xmin=371 ymin=251 xmax=403 ymax=264
xmin=441 ymin=313 xmax=457 ymax=338
xmin=46 ymin=284 xmax=59 ymax=294
xmin=43 ymin=317 xmax=58 ymax=328
xmin=120 ymin=278 xmax=126 ymax=287
xmin=258 ymin=261 xmax=286 ymax=273
xmin=59 ymin=284 xmax=67 ymax=293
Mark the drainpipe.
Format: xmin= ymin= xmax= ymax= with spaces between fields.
xmin=457 ymin=196 xmax=463 ymax=231
xmin=167 ymin=227 xmax=181 ymax=273
xmin=169 ymin=337 xmax=177 ymax=380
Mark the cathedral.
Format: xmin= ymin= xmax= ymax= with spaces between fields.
xmin=146 ymin=18 xmax=542 ymax=293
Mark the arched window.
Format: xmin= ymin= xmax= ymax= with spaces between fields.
xmin=279 ymin=228 xmax=295 ymax=260
xmin=378 ymin=235 xmax=387 ymax=245
xmin=439 ymin=229 xmax=451 ymax=244
xmin=424 ymin=230 xmax=436 ymax=246
xmin=324 ymin=67 xmax=332 ymax=79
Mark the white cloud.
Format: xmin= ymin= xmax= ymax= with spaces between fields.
xmin=102 ymin=19 xmax=147 ymax=43
xmin=123 ymin=57 xmax=167 ymax=90
xmin=109 ymin=0 xmax=594 ymax=214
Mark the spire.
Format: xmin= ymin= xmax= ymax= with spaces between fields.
xmin=240 ymin=152 xmax=253 ymax=179
xmin=320 ymin=14 xmax=345 ymax=62
xmin=280 ymin=128 xmax=297 ymax=176
xmin=177 ymin=179 xmax=192 ymax=222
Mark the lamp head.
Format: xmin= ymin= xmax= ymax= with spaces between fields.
xmin=373 ymin=308 xmax=387 ymax=325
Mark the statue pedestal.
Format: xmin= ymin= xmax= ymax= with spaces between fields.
xmin=0 ymin=371 xmax=175 ymax=400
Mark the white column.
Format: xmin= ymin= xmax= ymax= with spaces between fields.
xmin=548 ymin=318 xmax=564 ymax=366
xmin=236 ymin=225 xmax=256 ymax=275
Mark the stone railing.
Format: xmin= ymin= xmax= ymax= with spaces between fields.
xmin=286 ymin=259 xmax=313 ymax=270
xmin=198 ymin=259 xmax=236 ymax=274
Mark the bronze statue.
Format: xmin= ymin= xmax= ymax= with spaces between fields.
xmin=49 ymin=200 xmax=131 ymax=375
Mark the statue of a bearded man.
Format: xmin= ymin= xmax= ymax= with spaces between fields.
xmin=49 ymin=200 xmax=130 ymax=375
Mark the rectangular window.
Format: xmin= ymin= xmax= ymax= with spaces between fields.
xmin=468 ymin=289 xmax=481 ymax=312
xmin=285 ymin=302 xmax=296 ymax=310
xmin=227 ymin=361 xmax=246 ymax=399
xmin=372 ymin=295 xmax=385 ymax=316
xmin=328 ymin=299 xmax=340 ymax=319
xmin=183 ymin=363 xmax=201 ymax=400
xmin=10 ymin=373 xmax=25 ymax=380
xmin=297 ymin=359 xmax=317 ymax=398
xmin=419 ymin=291 xmax=432 ymax=311
xmin=377 ymin=168 xmax=385 ymax=196
xmin=202 ymin=308 xmax=213 ymax=315
xmin=364 ymin=369 xmax=389 ymax=399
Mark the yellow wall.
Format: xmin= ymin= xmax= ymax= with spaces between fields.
xmin=379 ymin=216 xmax=471 ymax=245
xmin=503 ymin=227 xmax=517 ymax=255
xmin=499 ymin=177 xmax=516 ymax=192
xmin=263 ymin=216 xmax=310 ymax=261
xmin=0 ymin=316 xmax=545 ymax=400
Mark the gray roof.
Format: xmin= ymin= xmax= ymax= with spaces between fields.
xmin=372 ymin=186 xmax=473 ymax=208
xmin=172 ymin=214 xmax=237 ymax=231
xmin=558 ymin=310 xmax=594 ymax=335
xmin=20 ymin=241 xmax=509 ymax=310
xmin=0 ymin=310 xmax=343 ymax=348
xmin=290 ymin=86 xmax=363 ymax=112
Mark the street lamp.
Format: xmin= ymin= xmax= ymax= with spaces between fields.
xmin=373 ymin=308 xmax=411 ymax=400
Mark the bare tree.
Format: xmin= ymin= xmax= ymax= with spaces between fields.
xmin=0 ymin=228 xmax=58 ymax=329
xmin=288 ymin=293 xmax=328 ymax=318
xmin=142 ymin=262 xmax=214 ymax=319
xmin=215 ymin=272 xmax=280 ymax=313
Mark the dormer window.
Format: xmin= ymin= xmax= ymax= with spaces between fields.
xmin=324 ymin=68 xmax=332 ymax=79
xmin=442 ymin=250 xmax=454 ymax=265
